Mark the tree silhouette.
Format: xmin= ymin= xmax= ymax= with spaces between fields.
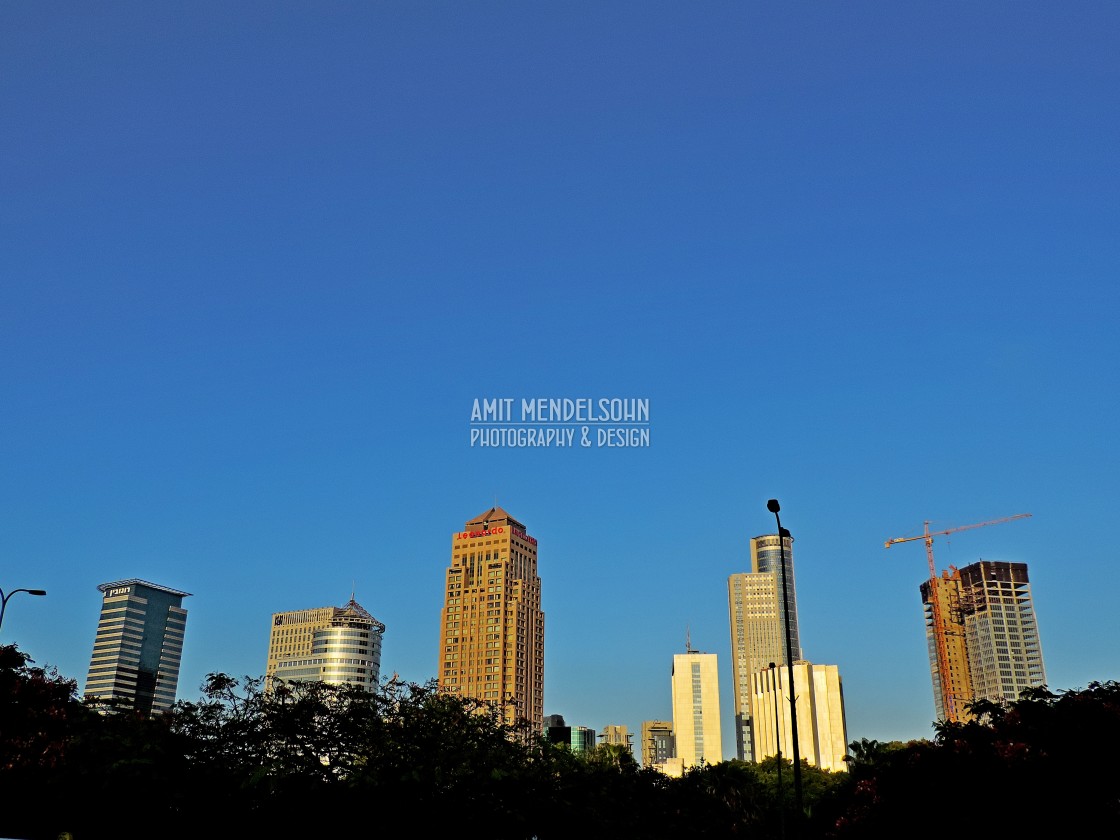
xmin=6 ymin=642 xmax=1119 ymax=840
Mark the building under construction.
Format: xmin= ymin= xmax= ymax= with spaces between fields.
xmin=887 ymin=515 xmax=1046 ymax=723
xmin=921 ymin=561 xmax=1047 ymax=720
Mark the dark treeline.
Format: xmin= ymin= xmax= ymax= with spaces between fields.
xmin=2 ymin=643 xmax=1118 ymax=840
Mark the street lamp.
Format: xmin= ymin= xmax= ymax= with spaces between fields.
xmin=0 ymin=588 xmax=47 ymax=634
xmin=766 ymin=498 xmax=803 ymax=829
xmin=770 ymin=661 xmax=785 ymax=840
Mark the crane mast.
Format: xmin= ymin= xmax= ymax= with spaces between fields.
xmin=885 ymin=513 xmax=1031 ymax=722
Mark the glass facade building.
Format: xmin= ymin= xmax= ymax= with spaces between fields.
xmin=83 ymin=579 xmax=190 ymax=715
xmin=570 ymin=725 xmax=597 ymax=755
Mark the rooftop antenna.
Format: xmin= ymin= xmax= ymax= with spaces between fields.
xmin=686 ymin=625 xmax=695 ymax=653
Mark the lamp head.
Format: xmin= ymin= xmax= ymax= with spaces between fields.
xmin=28 ymin=590 xmax=46 ymax=596
xmin=766 ymin=499 xmax=780 ymax=513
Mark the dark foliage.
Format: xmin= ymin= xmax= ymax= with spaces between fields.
xmin=823 ymin=683 xmax=1120 ymax=839
xmin=4 ymin=644 xmax=1118 ymax=840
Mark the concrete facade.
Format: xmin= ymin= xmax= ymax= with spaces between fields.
xmin=920 ymin=560 xmax=1046 ymax=721
xmin=641 ymin=720 xmax=674 ymax=768
xmin=671 ymin=650 xmax=722 ymax=768
xmin=599 ymin=724 xmax=633 ymax=752
xmin=751 ymin=661 xmax=848 ymax=772
xmin=266 ymin=598 xmax=385 ymax=691
xmin=437 ymin=507 xmax=545 ymax=730
xmin=728 ymin=532 xmax=801 ymax=761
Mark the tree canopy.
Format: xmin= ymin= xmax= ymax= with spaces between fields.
xmin=3 ymin=644 xmax=1118 ymax=840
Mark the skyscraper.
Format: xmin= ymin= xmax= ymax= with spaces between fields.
xmin=266 ymin=598 xmax=385 ymax=691
xmin=728 ymin=532 xmax=801 ymax=760
xmin=751 ymin=533 xmax=802 ymax=661
xmin=438 ymin=506 xmax=544 ymax=730
xmin=84 ymin=579 xmax=190 ymax=715
xmin=670 ymin=648 xmax=722 ymax=769
xmin=921 ymin=560 xmax=1047 ymax=719
xmin=960 ymin=561 xmax=1046 ymax=705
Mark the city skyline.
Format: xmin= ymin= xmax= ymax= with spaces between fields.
xmin=0 ymin=495 xmax=1081 ymax=762
xmin=4 ymin=3 xmax=1118 ymax=763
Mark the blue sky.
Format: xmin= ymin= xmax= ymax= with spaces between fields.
xmin=2 ymin=2 xmax=1117 ymax=759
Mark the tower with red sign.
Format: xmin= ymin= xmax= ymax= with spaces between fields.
xmin=437 ymin=506 xmax=544 ymax=732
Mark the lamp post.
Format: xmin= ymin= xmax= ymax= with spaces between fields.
xmin=0 ymin=588 xmax=47 ymax=634
xmin=766 ymin=498 xmax=803 ymax=829
xmin=770 ymin=661 xmax=785 ymax=840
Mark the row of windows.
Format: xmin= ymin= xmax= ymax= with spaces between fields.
xmin=275 ymin=656 xmax=377 ymax=668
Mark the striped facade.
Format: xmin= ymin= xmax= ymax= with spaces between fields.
xmin=84 ymin=579 xmax=190 ymax=715
xmin=266 ymin=599 xmax=385 ymax=691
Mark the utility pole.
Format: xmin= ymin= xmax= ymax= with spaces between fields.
xmin=767 ymin=499 xmax=803 ymax=833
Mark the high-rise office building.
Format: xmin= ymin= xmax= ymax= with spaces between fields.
xmin=728 ymin=571 xmax=782 ymax=761
xmin=84 ymin=579 xmax=190 ymax=715
xmin=921 ymin=560 xmax=1046 ymax=720
xmin=728 ymin=532 xmax=801 ymax=761
xmin=751 ymin=661 xmax=848 ymax=772
xmin=438 ymin=506 xmax=544 ymax=730
xmin=670 ymin=649 xmax=722 ymax=769
xmin=266 ymin=598 xmax=385 ymax=691
xmin=640 ymin=720 xmax=674 ymax=768
xmin=751 ymin=533 xmax=802 ymax=661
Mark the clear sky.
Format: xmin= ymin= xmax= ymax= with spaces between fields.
xmin=2 ymin=2 xmax=1117 ymax=760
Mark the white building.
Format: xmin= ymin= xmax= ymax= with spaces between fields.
xmin=671 ymin=649 xmax=722 ymax=768
xmin=751 ymin=661 xmax=848 ymax=772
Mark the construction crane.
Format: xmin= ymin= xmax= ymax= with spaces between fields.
xmin=885 ymin=513 xmax=1032 ymax=722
